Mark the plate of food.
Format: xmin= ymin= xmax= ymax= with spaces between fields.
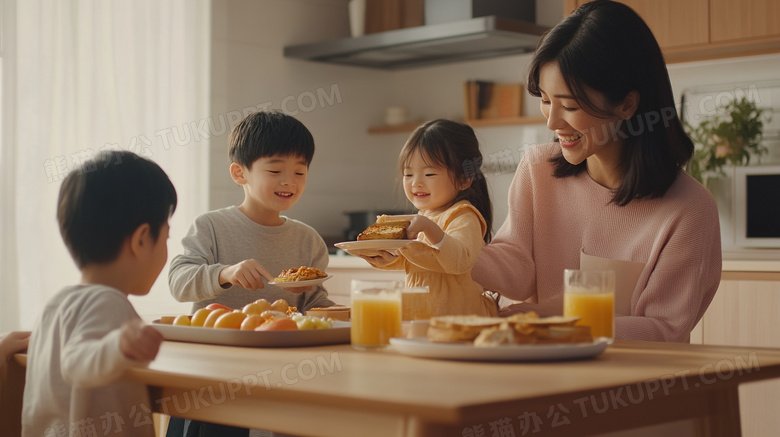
xmin=153 ymin=319 xmax=351 ymax=348
xmin=268 ymin=266 xmax=332 ymax=289
xmin=390 ymin=313 xmax=609 ymax=362
xmin=336 ymin=215 xmax=415 ymax=253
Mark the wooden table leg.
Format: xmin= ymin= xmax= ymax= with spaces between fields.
xmin=0 ymin=356 xmax=27 ymax=437
xmin=698 ymin=385 xmax=741 ymax=437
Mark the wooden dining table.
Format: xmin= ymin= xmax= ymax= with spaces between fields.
xmin=7 ymin=339 xmax=780 ymax=436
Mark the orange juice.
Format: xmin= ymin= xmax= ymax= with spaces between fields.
xmin=563 ymin=291 xmax=614 ymax=338
xmin=351 ymin=298 xmax=402 ymax=348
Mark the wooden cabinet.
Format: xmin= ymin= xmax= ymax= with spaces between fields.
xmin=564 ymin=0 xmax=780 ymax=62
xmin=710 ymin=0 xmax=780 ymax=42
xmin=691 ymin=274 xmax=780 ymax=437
xmin=613 ymin=0 xmax=709 ymax=49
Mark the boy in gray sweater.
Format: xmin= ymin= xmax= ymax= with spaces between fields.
xmin=169 ymin=110 xmax=335 ymax=315
xmin=166 ymin=111 xmax=333 ymax=437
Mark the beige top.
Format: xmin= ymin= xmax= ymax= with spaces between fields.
xmin=368 ymin=201 xmax=497 ymax=317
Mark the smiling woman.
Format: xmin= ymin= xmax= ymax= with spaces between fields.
xmin=472 ymin=0 xmax=722 ymax=343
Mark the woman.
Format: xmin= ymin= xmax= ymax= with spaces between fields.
xmin=472 ymin=0 xmax=721 ymax=342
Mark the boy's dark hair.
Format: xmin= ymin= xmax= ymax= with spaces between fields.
xmin=526 ymin=0 xmax=693 ymax=206
xmin=227 ymin=110 xmax=315 ymax=168
xmin=57 ymin=150 xmax=178 ymax=269
xmin=399 ymin=119 xmax=493 ymax=243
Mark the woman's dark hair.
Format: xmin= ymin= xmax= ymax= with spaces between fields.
xmin=227 ymin=110 xmax=315 ymax=168
xmin=57 ymin=150 xmax=178 ymax=269
xmin=526 ymin=0 xmax=693 ymax=205
xmin=399 ymin=119 xmax=493 ymax=243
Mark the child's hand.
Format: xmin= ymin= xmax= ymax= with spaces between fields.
xmin=119 ymin=319 xmax=164 ymax=362
xmin=219 ymin=259 xmax=276 ymax=290
xmin=358 ymin=250 xmax=398 ymax=267
xmin=0 ymin=331 xmax=31 ymax=362
xmin=405 ymin=215 xmax=444 ymax=245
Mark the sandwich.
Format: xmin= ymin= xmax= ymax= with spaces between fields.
xmin=428 ymin=312 xmax=592 ymax=345
xmin=356 ymin=215 xmax=410 ymax=241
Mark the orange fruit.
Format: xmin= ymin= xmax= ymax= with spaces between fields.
xmin=190 ymin=308 xmax=213 ymax=327
xmin=242 ymin=302 xmax=266 ymax=316
xmin=203 ymin=308 xmax=228 ymax=328
xmin=240 ymin=314 xmax=266 ymax=331
xmin=214 ymin=311 xmax=247 ymax=329
xmin=255 ymin=318 xmax=298 ymax=331
xmin=252 ymin=299 xmax=272 ymax=313
xmin=173 ymin=315 xmax=191 ymax=326
xmin=271 ymin=299 xmax=289 ymax=312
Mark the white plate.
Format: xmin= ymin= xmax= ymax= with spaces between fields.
xmin=268 ymin=275 xmax=332 ymax=289
xmin=152 ymin=320 xmax=350 ymax=347
xmin=334 ymin=240 xmax=413 ymax=252
xmin=389 ymin=337 xmax=609 ymax=362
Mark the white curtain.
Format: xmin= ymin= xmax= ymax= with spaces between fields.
xmin=0 ymin=0 xmax=211 ymax=331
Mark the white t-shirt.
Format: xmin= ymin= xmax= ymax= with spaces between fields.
xmin=22 ymin=285 xmax=154 ymax=437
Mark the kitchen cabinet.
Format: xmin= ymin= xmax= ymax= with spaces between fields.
xmin=564 ymin=0 xmax=780 ymax=62
xmin=690 ymin=267 xmax=780 ymax=437
xmin=710 ymin=0 xmax=780 ymax=43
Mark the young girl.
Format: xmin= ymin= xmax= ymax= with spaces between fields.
xmin=358 ymin=119 xmax=497 ymax=317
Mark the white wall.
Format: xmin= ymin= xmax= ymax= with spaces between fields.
xmin=209 ymin=1 xmax=780 ymax=246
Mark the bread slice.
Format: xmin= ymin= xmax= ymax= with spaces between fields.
xmin=427 ymin=315 xmax=504 ymax=343
xmin=356 ymin=215 xmax=410 ymax=241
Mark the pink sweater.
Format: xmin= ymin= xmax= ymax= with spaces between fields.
xmin=472 ymin=143 xmax=722 ymax=342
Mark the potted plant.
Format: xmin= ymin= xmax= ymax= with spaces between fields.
xmin=685 ymin=96 xmax=769 ymax=185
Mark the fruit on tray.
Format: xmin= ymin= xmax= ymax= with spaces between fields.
xmin=159 ymin=298 xmax=334 ymax=331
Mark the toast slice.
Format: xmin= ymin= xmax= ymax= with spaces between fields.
xmin=427 ymin=315 xmax=504 ymax=343
xmin=356 ymin=215 xmax=410 ymax=241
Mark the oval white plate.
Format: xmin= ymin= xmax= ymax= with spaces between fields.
xmin=334 ymin=240 xmax=413 ymax=252
xmin=268 ymin=275 xmax=332 ymax=289
xmin=389 ymin=337 xmax=609 ymax=362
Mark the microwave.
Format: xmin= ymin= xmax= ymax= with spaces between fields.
xmin=733 ymin=165 xmax=780 ymax=248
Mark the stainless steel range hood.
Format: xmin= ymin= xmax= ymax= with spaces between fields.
xmin=283 ymin=16 xmax=548 ymax=70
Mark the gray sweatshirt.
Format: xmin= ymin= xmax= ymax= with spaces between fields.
xmin=169 ymin=206 xmax=334 ymax=313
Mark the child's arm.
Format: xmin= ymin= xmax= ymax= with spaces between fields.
xmin=60 ymin=292 xmax=161 ymax=389
xmin=0 ymin=331 xmax=31 ymax=366
xmin=169 ymin=216 xmax=275 ymax=302
xmin=398 ymin=209 xmax=484 ymax=274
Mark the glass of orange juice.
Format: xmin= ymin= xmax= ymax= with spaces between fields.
xmin=350 ymin=279 xmax=403 ymax=350
xmin=563 ymin=269 xmax=615 ymax=341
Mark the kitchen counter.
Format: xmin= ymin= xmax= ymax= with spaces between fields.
xmin=331 ymin=253 xmax=780 ymax=273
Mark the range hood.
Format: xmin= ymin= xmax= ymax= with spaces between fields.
xmin=283 ymin=16 xmax=549 ymax=70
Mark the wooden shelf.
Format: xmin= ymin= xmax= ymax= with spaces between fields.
xmin=367 ymin=116 xmax=547 ymax=134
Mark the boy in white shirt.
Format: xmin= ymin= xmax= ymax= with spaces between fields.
xmin=22 ymin=150 xmax=177 ymax=437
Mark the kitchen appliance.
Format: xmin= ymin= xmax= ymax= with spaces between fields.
xmin=733 ymin=165 xmax=780 ymax=248
xmin=283 ymin=0 xmax=546 ymax=70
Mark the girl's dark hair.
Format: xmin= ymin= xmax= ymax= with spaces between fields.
xmin=526 ymin=0 xmax=693 ymax=205
xmin=228 ymin=110 xmax=315 ymax=168
xmin=57 ymin=150 xmax=178 ymax=269
xmin=399 ymin=119 xmax=493 ymax=243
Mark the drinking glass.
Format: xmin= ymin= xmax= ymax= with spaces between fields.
xmin=563 ymin=269 xmax=615 ymax=341
xmin=350 ymin=279 xmax=402 ymax=350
